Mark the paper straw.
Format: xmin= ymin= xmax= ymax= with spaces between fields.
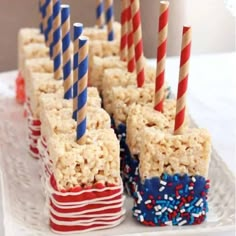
xmin=120 ymin=0 xmax=128 ymax=61
xmin=174 ymin=26 xmax=192 ymax=135
xmin=52 ymin=0 xmax=62 ymax=80
xmin=72 ymin=23 xmax=83 ymax=121
xmin=96 ymin=0 xmax=104 ymax=28
xmin=61 ymin=5 xmax=72 ymax=99
xmin=154 ymin=1 xmax=169 ymax=112
xmin=131 ymin=0 xmax=145 ymax=87
xmin=105 ymin=0 xmax=114 ymax=41
xmin=127 ymin=4 xmax=135 ymax=72
xmin=77 ymin=36 xmax=89 ymax=145
xmin=45 ymin=0 xmax=53 ymax=57
xmin=41 ymin=0 xmax=48 ymax=36
xmin=39 ymin=0 xmax=44 ymax=33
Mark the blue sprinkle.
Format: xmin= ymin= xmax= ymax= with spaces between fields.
xmin=156 ymin=200 xmax=166 ymax=204
xmin=185 ymin=185 xmax=188 ymax=193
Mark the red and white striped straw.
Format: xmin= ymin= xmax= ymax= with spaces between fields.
xmin=120 ymin=0 xmax=128 ymax=61
xmin=154 ymin=1 xmax=169 ymax=112
xmin=174 ymin=26 xmax=192 ymax=135
xmin=127 ymin=3 xmax=135 ymax=72
xmin=131 ymin=0 xmax=145 ymax=87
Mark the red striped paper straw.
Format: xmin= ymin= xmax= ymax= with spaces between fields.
xmin=120 ymin=0 xmax=128 ymax=61
xmin=127 ymin=4 xmax=135 ymax=72
xmin=174 ymin=26 xmax=192 ymax=135
xmin=154 ymin=1 xmax=169 ymax=112
xmin=131 ymin=0 xmax=145 ymax=87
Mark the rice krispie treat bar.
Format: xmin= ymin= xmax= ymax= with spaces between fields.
xmin=84 ymin=21 xmax=121 ymax=41
xmin=18 ymin=28 xmax=45 ymax=73
xmin=102 ymin=67 xmax=171 ymax=115
xmin=133 ymin=127 xmax=211 ymax=226
xmin=46 ymin=129 xmax=125 ymax=233
xmin=89 ymin=56 xmax=126 ymax=93
xmin=88 ymin=40 xmax=120 ymax=82
xmin=24 ymin=57 xmax=53 ymax=96
xmin=39 ymin=106 xmax=110 ymax=178
xmin=124 ymin=102 xmax=180 ymax=195
xmin=20 ymin=43 xmax=49 ymax=77
xmin=27 ymin=85 xmax=101 ymax=159
xmin=112 ymin=84 xmax=171 ymax=127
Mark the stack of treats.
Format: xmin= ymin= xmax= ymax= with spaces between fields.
xmin=16 ymin=0 xmax=212 ymax=233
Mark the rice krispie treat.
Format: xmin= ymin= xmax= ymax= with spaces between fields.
xmin=24 ymin=57 xmax=53 ymax=95
xmin=102 ymin=67 xmax=171 ymax=115
xmin=27 ymin=86 xmax=101 ymax=159
xmin=18 ymin=28 xmax=45 ymax=73
xmin=39 ymin=106 xmax=110 ymax=178
xmin=110 ymin=84 xmax=172 ymax=180
xmin=124 ymin=102 xmax=180 ymax=195
xmin=112 ymin=84 xmax=171 ymax=127
xmin=133 ymin=127 xmax=211 ymax=226
xmin=89 ymin=56 xmax=126 ymax=93
xmin=20 ymin=43 xmax=49 ymax=77
xmin=46 ymin=129 xmax=125 ymax=233
xmin=84 ymin=21 xmax=121 ymax=41
xmin=88 ymin=40 xmax=120 ymax=82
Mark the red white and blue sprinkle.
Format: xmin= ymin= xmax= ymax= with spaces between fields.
xmin=132 ymin=174 xmax=210 ymax=226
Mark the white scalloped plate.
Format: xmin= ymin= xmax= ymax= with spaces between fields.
xmin=0 ymin=72 xmax=235 ymax=236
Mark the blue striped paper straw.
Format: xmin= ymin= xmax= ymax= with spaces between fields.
xmin=76 ymin=36 xmax=89 ymax=144
xmin=52 ymin=0 xmax=62 ymax=80
xmin=72 ymin=23 xmax=83 ymax=120
xmin=105 ymin=0 xmax=114 ymax=41
xmin=39 ymin=0 xmax=43 ymax=33
xmin=45 ymin=0 xmax=53 ymax=57
xmin=61 ymin=5 xmax=72 ymax=99
xmin=96 ymin=0 xmax=104 ymax=28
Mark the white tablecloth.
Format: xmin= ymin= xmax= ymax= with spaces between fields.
xmin=0 ymin=52 xmax=235 ymax=235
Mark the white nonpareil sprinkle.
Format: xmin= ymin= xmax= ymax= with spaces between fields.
xmin=164 ymin=194 xmax=168 ymax=200
xmin=185 ymin=203 xmax=190 ymax=207
xmin=189 ymin=186 xmax=194 ymax=190
xmin=154 ymin=205 xmax=162 ymax=211
xmin=200 ymin=202 xmax=204 ymax=207
xmin=160 ymin=180 xmax=167 ymax=186
xmin=192 ymin=177 xmax=196 ymax=182
xmin=165 ymin=221 xmax=173 ymax=226
xmin=155 ymin=211 xmax=162 ymax=216
xmin=180 ymin=209 xmax=185 ymax=213
xmin=192 ymin=213 xmax=199 ymax=218
xmin=195 ymin=198 xmax=203 ymax=206
xmin=176 ymin=217 xmax=182 ymax=222
xmin=167 ymin=208 xmax=173 ymax=213
xmin=177 ymin=195 xmax=181 ymax=199
xmin=161 ymin=207 xmax=167 ymax=213
xmin=137 ymin=192 xmax=142 ymax=203
xmin=139 ymin=215 xmax=144 ymax=222
xmin=135 ymin=209 xmax=141 ymax=214
xmin=145 ymin=200 xmax=151 ymax=204
xmin=159 ymin=186 xmax=165 ymax=192
xmin=169 ymin=197 xmax=174 ymax=201
xmin=178 ymin=220 xmax=187 ymax=226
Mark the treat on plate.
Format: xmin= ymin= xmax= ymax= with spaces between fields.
xmin=125 ymin=100 xmax=181 ymax=195
xmin=45 ymin=36 xmax=125 ymax=234
xmin=134 ymin=127 xmax=211 ymax=226
xmin=133 ymin=25 xmax=211 ymax=226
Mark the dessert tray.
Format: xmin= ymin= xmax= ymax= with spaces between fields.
xmin=0 ymin=71 xmax=235 ymax=236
